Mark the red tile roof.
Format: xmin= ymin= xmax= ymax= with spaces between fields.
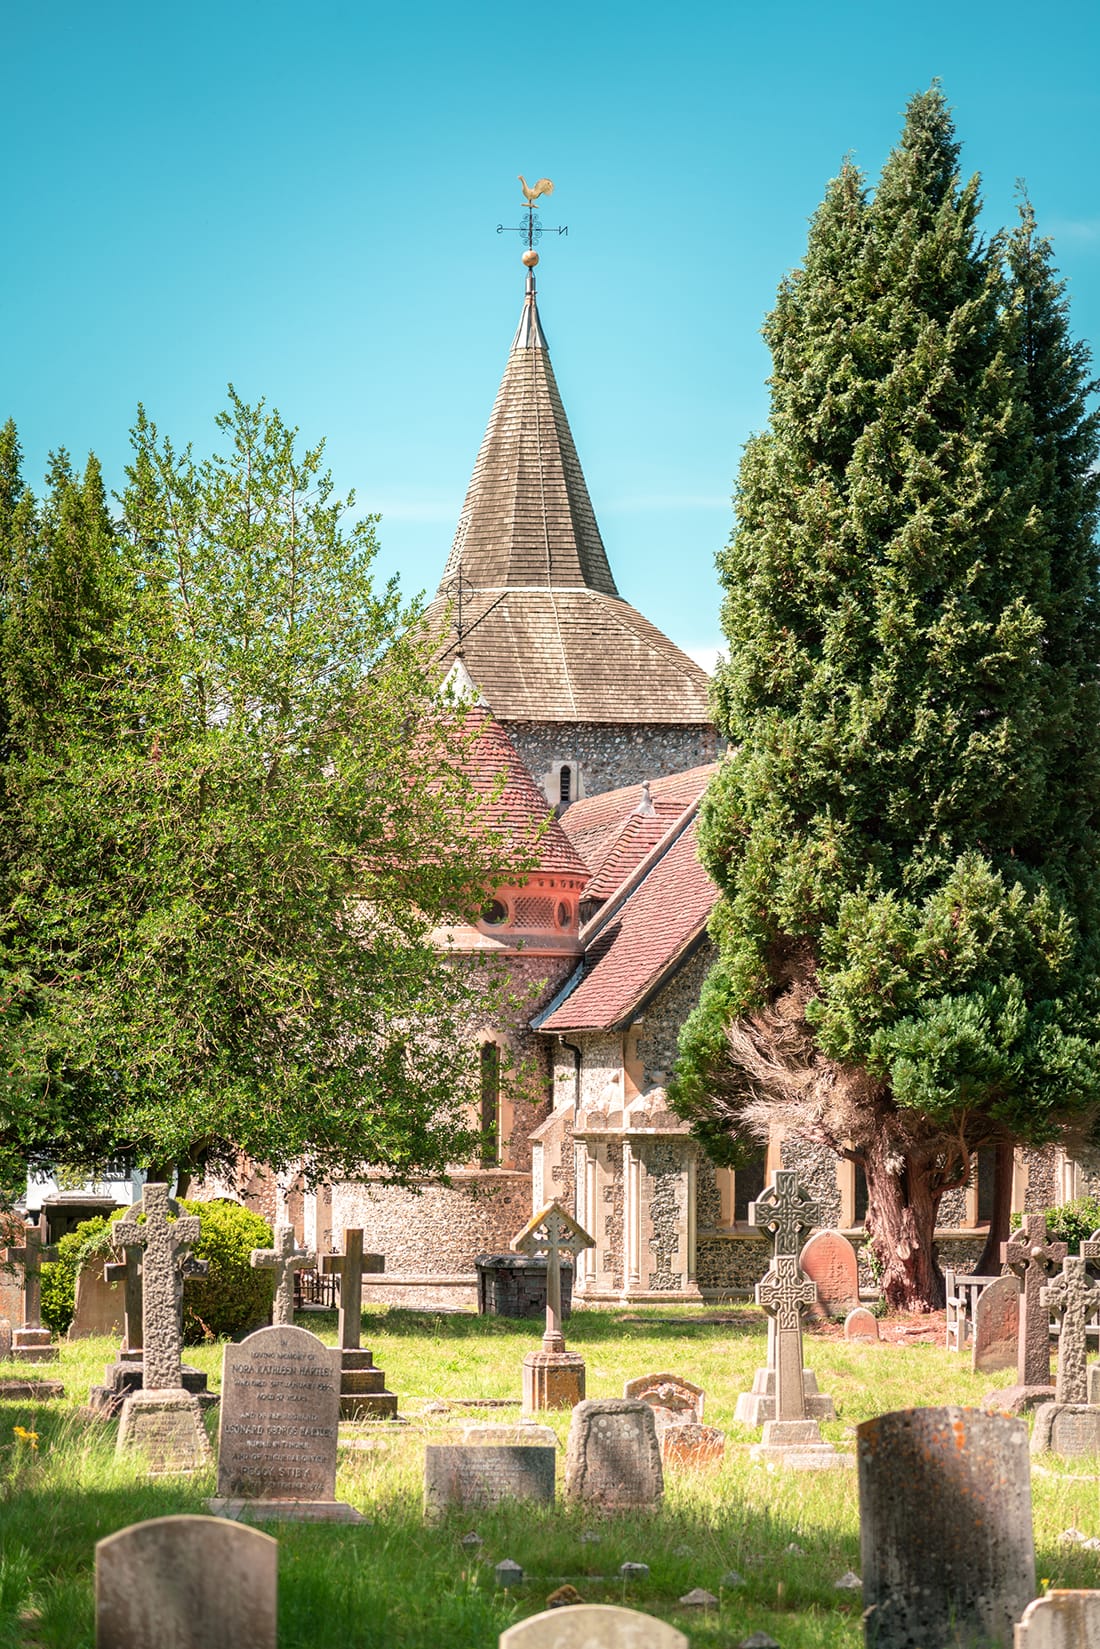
xmin=561 ymin=765 xmax=717 ymax=883
xmin=457 ymin=710 xmax=588 ymax=880
xmin=537 ymin=811 xmax=717 ymax=1032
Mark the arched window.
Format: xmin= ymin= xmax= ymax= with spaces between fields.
xmin=559 ymin=765 xmax=572 ymax=806
xmin=480 ymin=1043 xmax=501 ymax=1167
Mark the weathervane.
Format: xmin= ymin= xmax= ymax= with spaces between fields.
xmin=497 ymin=175 xmax=568 ymax=268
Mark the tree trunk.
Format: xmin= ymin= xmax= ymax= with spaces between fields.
xmin=862 ymin=1132 xmax=946 ymax=1311
xmin=973 ymin=1139 xmax=1015 ymax=1277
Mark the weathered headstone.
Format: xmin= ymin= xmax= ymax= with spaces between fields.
xmin=858 ymin=1406 xmax=1035 ymax=1649
xmin=1014 ymin=1589 xmax=1100 ymax=1647
xmin=499 ymin=1604 xmax=688 ymax=1649
xmin=622 ymin=1371 xmax=704 ymax=1431
xmin=843 ymin=1307 xmax=880 ymax=1342
xmin=513 ymin=1201 xmax=595 ymax=1412
xmin=87 ymin=1230 xmax=212 ymax=1419
xmin=207 ymin=1323 xmax=363 ymax=1522
xmin=250 ymin=1224 xmax=314 ymax=1327
xmin=991 ymin=1214 xmax=1066 ymax=1412
xmin=460 ymin=1421 xmax=558 ymax=1446
xmin=0 ymin=1318 xmax=11 ymax=1360
xmin=321 ymin=1228 xmax=396 ymax=1418
xmin=659 ymin=1421 xmax=726 ymax=1468
xmin=1030 ymin=1403 xmax=1100 ymax=1457
xmin=972 ymin=1274 xmax=1020 ymax=1374
xmin=564 ymin=1399 xmax=663 ymax=1510
xmin=68 ymin=1257 xmax=125 ymax=1340
xmin=112 ymin=1186 xmax=211 ymax=1473
xmin=0 ymin=1213 xmax=58 ymax=1362
xmin=1042 ymin=1255 xmax=1100 ymax=1405
xmin=95 ymin=1514 xmax=277 ymax=1649
xmin=424 ymin=1444 xmax=555 ymax=1518
xmin=800 ymin=1228 xmax=859 ymax=1317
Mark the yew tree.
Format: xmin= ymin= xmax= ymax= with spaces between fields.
xmin=674 ymin=89 xmax=1100 ymax=1309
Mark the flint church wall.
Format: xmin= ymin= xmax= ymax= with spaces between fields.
xmin=504 ymin=720 xmax=721 ymax=802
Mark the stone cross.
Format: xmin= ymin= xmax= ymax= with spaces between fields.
xmin=1041 ymin=1255 xmax=1100 ymax=1404
xmin=749 ymin=1173 xmax=821 ymax=1423
xmin=112 ymin=1185 xmax=202 ymax=1391
xmin=250 ymin=1225 xmax=315 ymax=1326
xmin=749 ymin=1170 xmax=820 ymax=1259
xmin=512 ymin=1201 xmax=595 ymax=1353
xmin=1080 ymin=1229 xmax=1100 ymax=1271
xmin=105 ymin=1228 xmax=145 ymax=1355
xmin=322 ymin=1229 xmax=374 ymax=1350
xmin=1002 ymin=1213 xmax=1067 ymax=1387
xmin=1 ymin=1213 xmax=56 ymax=1331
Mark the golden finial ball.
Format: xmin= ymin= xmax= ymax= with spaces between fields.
xmin=522 ymin=250 xmax=539 ymax=268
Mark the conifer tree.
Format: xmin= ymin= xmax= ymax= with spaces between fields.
xmin=675 ymin=88 xmax=1100 ymax=1308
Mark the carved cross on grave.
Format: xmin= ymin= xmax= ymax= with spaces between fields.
xmin=749 ymin=1171 xmax=820 ymax=1259
xmin=512 ymin=1201 xmax=595 ymax=1353
xmin=1 ymin=1213 xmax=56 ymax=1332
xmin=105 ymin=1236 xmax=144 ymax=1355
xmin=321 ymin=1230 xmax=384 ymax=1350
xmin=1041 ymin=1255 xmax=1100 ymax=1405
xmin=1003 ymin=1214 xmax=1067 ymax=1387
xmin=251 ymin=1225 xmax=316 ymax=1326
xmin=749 ymin=1173 xmax=821 ymax=1423
xmin=1080 ymin=1230 xmax=1100 ymax=1273
xmin=112 ymin=1185 xmax=204 ymax=1391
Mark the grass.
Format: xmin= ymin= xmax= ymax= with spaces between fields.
xmin=2 ymin=1305 xmax=1100 ymax=1647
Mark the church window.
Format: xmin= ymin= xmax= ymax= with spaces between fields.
xmin=732 ymin=1147 xmax=767 ymax=1223
xmin=556 ymin=900 xmax=572 ymax=929
xmin=559 ymin=765 xmax=572 ymax=805
xmin=480 ymin=1043 xmax=501 ymax=1166
xmin=480 ymin=898 xmax=508 ymax=927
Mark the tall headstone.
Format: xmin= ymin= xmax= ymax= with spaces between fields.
xmin=799 ymin=1228 xmax=859 ymax=1317
xmin=112 ymin=1186 xmax=212 ymax=1473
xmin=321 ymin=1228 xmax=396 ymax=1418
xmin=971 ymin=1274 xmax=1020 ymax=1374
xmin=0 ymin=1213 xmax=58 ymax=1363
xmin=1014 ymin=1590 xmax=1100 ymax=1647
xmin=95 ymin=1514 xmax=277 ymax=1649
xmin=206 ymin=1324 xmax=363 ymax=1522
xmin=991 ymin=1214 xmax=1066 ymax=1412
xmin=512 ymin=1201 xmax=595 ymax=1412
xmin=747 ymin=1173 xmax=840 ymax=1468
xmin=249 ymin=1225 xmax=314 ymax=1326
xmin=67 ymin=1257 xmax=125 ymax=1340
xmin=564 ymin=1399 xmax=663 ymax=1510
xmin=87 ymin=1228 xmax=212 ymax=1418
xmin=858 ymin=1406 xmax=1035 ymax=1649
xmin=1031 ymin=1253 xmax=1100 ymax=1457
xmin=500 ymin=1605 xmax=688 ymax=1649
xmin=735 ymin=1175 xmax=835 ymax=1425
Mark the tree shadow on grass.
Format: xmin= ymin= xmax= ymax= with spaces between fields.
xmin=359 ymin=1308 xmax=765 ymax=1344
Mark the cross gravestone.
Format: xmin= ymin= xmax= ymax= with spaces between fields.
xmin=499 ymin=1604 xmax=688 ymax=1649
xmin=423 ymin=1443 xmax=556 ymax=1519
xmin=111 ymin=1186 xmax=212 ymax=1473
xmin=564 ymin=1398 xmax=663 ymax=1510
xmin=971 ymin=1274 xmax=1020 ymax=1374
xmin=1014 ymin=1589 xmax=1100 ymax=1647
xmin=0 ymin=1213 xmax=58 ymax=1363
xmin=250 ymin=1225 xmax=315 ymax=1327
xmin=1031 ymin=1253 xmax=1100 ymax=1458
xmin=858 ymin=1406 xmax=1035 ymax=1649
xmin=95 ymin=1514 xmax=277 ymax=1649
xmin=87 ymin=1225 xmax=212 ymax=1418
xmin=206 ymin=1323 xmax=363 ymax=1523
xmin=321 ymin=1228 xmax=396 ymax=1418
xmin=746 ymin=1173 xmax=840 ymax=1468
xmin=990 ymin=1213 xmax=1066 ymax=1412
xmin=512 ymin=1201 xmax=595 ymax=1412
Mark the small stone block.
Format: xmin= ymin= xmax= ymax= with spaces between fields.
xmin=116 ymin=1389 xmax=212 ymax=1475
xmin=523 ymin=1348 xmax=585 ymax=1412
xmin=678 ymin=1588 xmax=717 ymax=1607
xmin=500 ymin=1604 xmax=689 ymax=1648
xmin=620 ymin=1562 xmax=650 ymax=1581
xmin=843 ymin=1307 xmax=880 ymax=1341
xmin=1015 ymin=1589 xmax=1100 ymax=1646
xmin=96 ymin=1514 xmax=277 ymax=1649
xmin=1030 ymin=1402 xmax=1100 ymax=1457
xmin=496 ymin=1559 xmax=524 ymax=1588
xmin=206 ymin=1498 xmax=365 ymax=1524
xmin=424 ymin=1444 xmax=555 ymax=1518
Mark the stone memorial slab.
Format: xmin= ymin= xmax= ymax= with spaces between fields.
xmin=843 ymin=1307 xmax=880 ymax=1342
xmin=96 ymin=1514 xmax=277 ymax=1649
xmin=424 ymin=1443 xmax=555 ymax=1518
xmin=68 ymin=1257 xmax=124 ymax=1340
xmin=0 ymin=1318 xmax=11 ymax=1360
xmin=972 ymin=1274 xmax=1019 ymax=1374
xmin=208 ymin=1324 xmax=362 ymax=1522
xmin=1014 ymin=1589 xmax=1100 ymax=1647
xmin=622 ymin=1372 xmax=704 ymax=1431
xmin=858 ymin=1406 xmax=1035 ymax=1649
xmin=116 ymin=1390 xmax=213 ymax=1474
xmin=659 ymin=1421 xmax=726 ymax=1468
xmin=564 ymin=1399 xmax=663 ymax=1510
xmin=799 ymin=1228 xmax=859 ymax=1317
xmin=500 ymin=1604 xmax=688 ymax=1649
xmin=1030 ymin=1402 xmax=1100 ymax=1458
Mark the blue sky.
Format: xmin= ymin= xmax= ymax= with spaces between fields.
xmin=4 ymin=0 xmax=1098 ymax=667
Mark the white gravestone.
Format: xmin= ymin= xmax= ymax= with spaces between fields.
xmin=500 ymin=1605 xmax=688 ymax=1649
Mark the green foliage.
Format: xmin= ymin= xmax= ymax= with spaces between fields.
xmin=677 ymin=86 xmax=1100 ymax=1167
xmin=1043 ymin=1196 xmax=1100 ymax=1252
xmin=39 ymin=1216 xmax=113 ymax=1336
xmin=177 ymin=1198 xmax=272 ymax=1343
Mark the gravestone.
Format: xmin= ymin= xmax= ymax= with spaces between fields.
xmin=858 ymin=1406 xmax=1035 ymax=1649
xmin=1042 ymin=1255 xmax=1100 ymax=1404
xmin=499 ymin=1605 xmax=688 ymax=1649
xmin=1030 ymin=1403 xmax=1100 ymax=1457
xmin=460 ymin=1421 xmax=558 ymax=1446
xmin=112 ymin=1186 xmax=212 ymax=1473
xmin=1014 ymin=1589 xmax=1100 ymax=1647
xmin=513 ymin=1201 xmax=595 ymax=1412
xmin=564 ymin=1399 xmax=663 ymax=1510
xmin=972 ymin=1274 xmax=1020 ymax=1374
xmin=843 ymin=1307 xmax=880 ymax=1342
xmin=87 ymin=1231 xmax=212 ymax=1418
xmin=68 ymin=1257 xmax=124 ymax=1340
xmin=622 ymin=1372 xmax=703 ymax=1431
xmin=321 ymin=1228 xmax=396 ymax=1418
xmin=206 ymin=1323 xmax=363 ymax=1522
xmin=659 ymin=1422 xmax=726 ymax=1469
xmin=0 ymin=1319 xmax=11 ymax=1360
xmin=95 ymin=1514 xmax=276 ymax=1649
xmin=423 ymin=1444 xmax=555 ymax=1518
xmin=250 ymin=1225 xmax=314 ymax=1327
xmin=0 ymin=1213 xmax=58 ymax=1362
xmin=990 ymin=1214 xmax=1066 ymax=1412
xmin=799 ymin=1228 xmax=859 ymax=1317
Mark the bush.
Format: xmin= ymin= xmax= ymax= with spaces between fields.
xmin=40 ymin=1216 xmax=115 ymax=1335
xmin=1043 ymin=1197 xmax=1100 ymax=1253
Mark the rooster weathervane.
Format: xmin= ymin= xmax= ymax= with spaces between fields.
xmin=498 ymin=175 xmax=568 ymax=267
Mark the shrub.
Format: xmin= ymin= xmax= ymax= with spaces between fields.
xmin=1042 ymin=1197 xmax=1100 ymax=1253
xmin=40 ymin=1215 xmax=114 ymax=1335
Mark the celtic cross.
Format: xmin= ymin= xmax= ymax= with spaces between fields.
xmin=749 ymin=1171 xmax=820 ymax=1259
xmin=1041 ymin=1255 xmax=1100 ymax=1404
xmin=251 ymin=1225 xmax=316 ymax=1326
xmin=1003 ymin=1213 xmax=1067 ymax=1387
xmin=112 ymin=1185 xmax=203 ymax=1391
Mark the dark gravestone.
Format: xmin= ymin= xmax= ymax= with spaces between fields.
xmin=971 ymin=1274 xmax=1019 ymax=1374
xmin=423 ymin=1444 xmax=555 ymax=1518
xmin=857 ymin=1406 xmax=1035 ymax=1649
xmin=96 ymin=1514 xmax=276 ymax=1649
xmin=476 ymin=1253 xmax=574 ymax=1319
xmin=564 ymin=1399 xmax=663 ymax=1510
